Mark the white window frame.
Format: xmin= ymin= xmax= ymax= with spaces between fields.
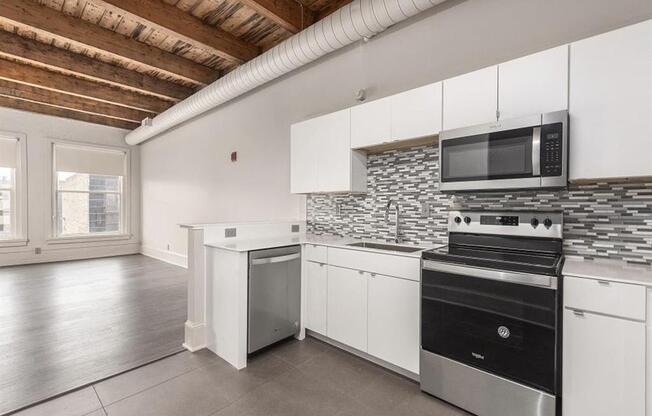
xmin=49 ymin=139 xmax=131 ymax=243
xmin=0 ymin=131 xmax=27 ymax=248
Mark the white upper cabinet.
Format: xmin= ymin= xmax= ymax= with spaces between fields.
xmin=443 ymin=66 xmax=498 ymax=130
xmin=351 ymin=82 xmax=442 ymax=149
xmin=350 ymin=97 xmax=392 ymax=149
xmin=569 ymin=20 xmax=652 ymax=180
xmin=290 ymin=109 xmax=367 ymax=194
xmin=498 ymin=45 xmax=569 ymax=119
xmin=315 ymin=110 xmax=355 ymax=193
xmin=390 ymin=82 xmax=442 ymax=141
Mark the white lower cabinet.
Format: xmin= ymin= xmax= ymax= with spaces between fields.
xmin=305 ymin=248 xmax=421 ymax=374
xmin=327 ymin=265 xmax=368 ymax=352
xmin=563 ymin=308 xmax=646 ymax=416
xmin=305 ymin=261 xmax=328 ymax=335
xmin=367 ymin=274 xmax=419 ymax=373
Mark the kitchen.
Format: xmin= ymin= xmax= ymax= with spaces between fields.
xmin=0 ymin=0 xmax=650 ymax=415
xmin=180 ymin=14 xmax=651 ymax=416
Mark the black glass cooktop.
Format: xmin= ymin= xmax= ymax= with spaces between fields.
xmin=422 ymin=244 xmax=564 ymax=276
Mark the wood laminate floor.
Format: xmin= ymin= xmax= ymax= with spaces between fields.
xmin=0 ymin=255 xmax=187 ymax=415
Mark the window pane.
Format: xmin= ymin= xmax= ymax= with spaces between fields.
xmin=57 ymin=192 xmax=121 ymax=235
xmin=57 ymin=172 xmax=121 ymax=192
xmin=0 ymin=167 xmax=13 ymax=189
xmin=90 ymin=193 xmax=121 ymax=233
xmin=0 ymin=190 xmax=11 ymax=239
xmin=0 ymin=168 xmax=14 ymax=240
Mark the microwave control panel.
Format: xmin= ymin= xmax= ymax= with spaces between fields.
xmin=540 ymin=123 xmax=564 ymax=177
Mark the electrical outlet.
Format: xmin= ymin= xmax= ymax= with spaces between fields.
xmin=225 ymin=228 xmax=237 ymax=238
xmin=35 ymin=247 xmax=42 ymax=255
xmin=291 ymin=224 xmax=300 ymax=233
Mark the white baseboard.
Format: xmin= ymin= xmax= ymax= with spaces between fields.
xmin=140 ymin=245 xmax=188 ymax=268
xmin=0 ymin=242 xmax=140 ymax=267
xmin=184 ymin=321 xmax=207 ymax=352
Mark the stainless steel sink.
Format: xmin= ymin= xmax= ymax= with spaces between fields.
xmin=346 ymin=241 xmax=424 ymax=253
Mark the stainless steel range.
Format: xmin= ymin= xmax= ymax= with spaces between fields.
xmin=420 ymin=211 xmax=564 ymax=416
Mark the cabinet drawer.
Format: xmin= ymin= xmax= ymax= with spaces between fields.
xmin=564 ymin=276 xmax=646 ymax=320
xmin=304 ymin=244 xmax=327 ymax=263
xmin=327 ymin=247 xmax=420 ymax=281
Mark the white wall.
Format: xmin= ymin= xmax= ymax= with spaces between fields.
xmin=140 ymin=0 xmax=652 ymax=261
xmin=0 ymin=107 xmax=140 ymax=266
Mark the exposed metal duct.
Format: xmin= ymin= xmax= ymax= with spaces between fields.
xmin=125 ymin=0 xmax=446 ymax=145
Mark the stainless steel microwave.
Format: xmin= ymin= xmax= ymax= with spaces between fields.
xmin=439 ymin=110 xmax=568 ymax=192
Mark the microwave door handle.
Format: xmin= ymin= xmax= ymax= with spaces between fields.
xmin=532 ymin=126 xmax=541 ymax=176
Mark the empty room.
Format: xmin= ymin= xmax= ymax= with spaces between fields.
xmin=0 ymin=0 xmax=651 ymax=416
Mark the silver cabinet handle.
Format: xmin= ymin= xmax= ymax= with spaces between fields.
xmin=573 ymin=309 xmax=585 ymax=317
xmin=597 ymin=280 xmax=611 ymax=286
xmin=251 ymin=253 xmax=300 ymax=265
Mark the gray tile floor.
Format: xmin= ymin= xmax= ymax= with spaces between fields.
xmin=13 ymin=337 xmax=470 ymax=416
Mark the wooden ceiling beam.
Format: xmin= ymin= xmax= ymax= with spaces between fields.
xmin=316 ymin=0 xmax=353 ymax=20
xmin=0 ymin=0 xmax=218 ymax=85
xmin=0 ymin=58 xmax=171 ymax=113
xmin=0 ymin=79 xmax=155 ymax=123
xmin=0 ymin=31 xmax=194 ymax=102
xmin=0 ymin=95 xmax=140 ymax=130
xmin=238 ymin=0 xmax=315 ymax=33
xmin=95 ymin=0 xmax=259 ymax=63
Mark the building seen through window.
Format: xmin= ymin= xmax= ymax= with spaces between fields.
xmin=56 ymin=172 xmax=122 ymax=236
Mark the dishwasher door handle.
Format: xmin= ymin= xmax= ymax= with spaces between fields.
xmin=251 ymin=253 xmax=301 ymax=266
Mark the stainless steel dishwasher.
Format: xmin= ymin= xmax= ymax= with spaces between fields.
xmin=248 ymin=245 xmax=301 ymax=353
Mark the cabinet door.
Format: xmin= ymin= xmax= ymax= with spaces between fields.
xmin=315 ymin=109 xmax=352 ymax=192
xmin=368 ymin=274 xmax=419 ymax=373
xmin=391 ymin=82 xmax=442 ymax=141
xmin=290 ymin=121 xmax=317 ymax=193
xmin=563 ymin=308 xmax=645 ymax=416
xmin=350 ymin=97 xmax=392 ymax=149
xmin=443 ymin=66 xmax=498 ymax=130
xmin=305 ymin=261 xmax=328 ymax=335
xmin=327 ymin=265 xmax=367 ymax=351
xmin=499 ymin=45 xmax=569 ymax=119
xmin=569 ymin=20 xmax=652 ymax=180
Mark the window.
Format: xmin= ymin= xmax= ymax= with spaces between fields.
xmin=53 ymin=143 xmax=128 ymax=238
xmin=0 ymin=136 xmax=22 ymax=241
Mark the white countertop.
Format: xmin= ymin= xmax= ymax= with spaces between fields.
xmin=204 ymin=233 xmax=436 ymax=258
xmin=563 ymin=256 xmax=652 ymax=287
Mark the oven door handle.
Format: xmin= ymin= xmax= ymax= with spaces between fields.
xmin=422 ymin=260 xmax=556 ymax=289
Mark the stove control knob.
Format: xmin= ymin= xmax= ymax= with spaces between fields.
xmin=454 ymin=216 xmax=462 ymax=224
xmin=543 ymin=218 xmax=553 ymax=228
xmin=530 ymin=218 xmax=539 ymax=228
xmin=464 ymin=216 xmax=471 ymax=225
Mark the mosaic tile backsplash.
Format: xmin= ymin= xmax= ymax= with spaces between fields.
xmin=307 ymin=144 xmax=652 ymax=265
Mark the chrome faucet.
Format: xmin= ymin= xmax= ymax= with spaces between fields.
xmin=385 ymin=199 xmax=401 ymax=243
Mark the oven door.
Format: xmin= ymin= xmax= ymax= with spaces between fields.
xmin=421 ymin=261 xmax=559 ymax=394
xmin=439 ymin=114 xmax=542 ymax=191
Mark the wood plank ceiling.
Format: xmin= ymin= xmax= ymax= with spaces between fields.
xmin=0 ymin=0 xmax=353 ymax=130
